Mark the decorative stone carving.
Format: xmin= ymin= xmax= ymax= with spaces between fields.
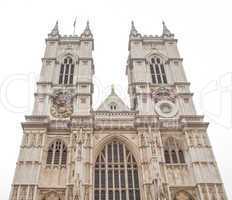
xmin=174 ymin=191 xmax=193 ymax=200
xmin=50 ymin=90 xmax=73 ymax=118
xmin=40 ymin=189 xmax=65 ymax=200
xmin=150 ymin=140 xmax=157 ymax=156
xmin=152 ymin=87 xmax=178 ymax=118
xmin=152 ymin=87 xmax=176 ymax=103
xmin=43 ymin=191 xmax=60 ymax=200
xmin=155 ymin=100 xmax=178 ymax=118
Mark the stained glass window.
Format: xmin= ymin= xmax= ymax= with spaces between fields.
xmin=94 ymin=141 xmax=140 ymax=200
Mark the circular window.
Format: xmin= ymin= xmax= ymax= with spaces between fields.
xmin=155 ymin=100 xmax=178 ymax=118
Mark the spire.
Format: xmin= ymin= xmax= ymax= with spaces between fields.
xmin=130 ymin=21 xmax=141 ymax=38
xmin=162 ymin=21 xmax=174 ymax=37
xmin=81 ymin=20 xmax=93 ymax=38
xmin=111 ymin=84 xmax=116 ymax=95
xmin=49 ymin=20 xmax=59 ymax=37
xmin=97 ymin=84 xmax=130 ymax=111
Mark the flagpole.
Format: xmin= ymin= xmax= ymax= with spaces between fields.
xmin=73 ymin=17 xmax=77 ymax=35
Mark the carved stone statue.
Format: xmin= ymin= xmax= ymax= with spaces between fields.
xmin=74 ymin=174 xmax=81 ymax=200
xmin=141 ymin=133 xmax=146 ymax=146
xmin=83 ymin=186 xmax=89 ymax=200
xmin=85 ymin=132 xmax=91 ymax=146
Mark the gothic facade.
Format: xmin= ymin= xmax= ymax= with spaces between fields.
xmin=9 ymin=21 xmax=228 ymax=200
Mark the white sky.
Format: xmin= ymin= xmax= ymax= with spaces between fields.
xmin=0 ymin=0 xmax=232 ymax=199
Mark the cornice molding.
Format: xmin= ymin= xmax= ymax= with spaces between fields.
xmin=37 ymin=81 xmax=53 ymax=86
xmin=21 ymin=122 xmax=49 ymax=130
xmin=174 ymin=82 xmax=191 ymax=86
xmin=41 ymin=57 xmax=56 ymax=62
xmin=168 ymin=58 xmax=183 ymax=62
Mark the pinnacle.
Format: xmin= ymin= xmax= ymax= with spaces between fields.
xmin=162 ymin=21 xmax=173 ymax=37
xmin=49 ymin=20 xmax=59 ymax=37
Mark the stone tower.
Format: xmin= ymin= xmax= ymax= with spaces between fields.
xmin=9 ymin=21 xmax=228 ymax=200
xmin=9 ymin=21 xmax=94 ymax=200
xmin=126 ymin=21 xmax=228 ymax=200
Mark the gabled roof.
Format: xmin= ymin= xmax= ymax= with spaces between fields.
xmin=97 ymin=86 xmax=129 ymax=112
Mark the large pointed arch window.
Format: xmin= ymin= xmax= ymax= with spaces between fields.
xmin=150 ymin=56 xmax=167 ymax=84
xmin=59 ymin=57 xmax=75 ymax=84
xmin=94 ymin=141 xmax=140 ymax=200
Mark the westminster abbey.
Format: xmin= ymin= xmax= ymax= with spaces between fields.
xmin=9 ymin=21 xmax=228 ymax=200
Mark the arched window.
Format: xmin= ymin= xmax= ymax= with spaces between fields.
xmin=179 ymin=150 xmax=185 ymax=163
xmin=59 ymin=57 xmax=74 ymax=84
xmin=150 ymin=56 xmax=167 ymax=84
xmin=164 ymin=150 xmax=171 ymax=163
xmin=133 ymin=97 xmax=137 ymax=110
xmin=109 ymin=103 xmax=117 ymax=111
xmin=46 ymin=140 xmax=67 ymax=166
xmin=94 ymin=140 xmax=140 ymax=200
xmin=163 ymin=137 xmax=185 ymax=164
xmin=171 ymin=150 xmax=178 ymax=163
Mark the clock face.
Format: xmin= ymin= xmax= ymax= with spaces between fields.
xmin=155 ymin=100 xmax=178 ymax=118
xmin=160 ymin=103 xmax=172 ymax=113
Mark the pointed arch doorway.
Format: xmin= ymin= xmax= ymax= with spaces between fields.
xmin=94 ymin=140 xmax=141 ymax=200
